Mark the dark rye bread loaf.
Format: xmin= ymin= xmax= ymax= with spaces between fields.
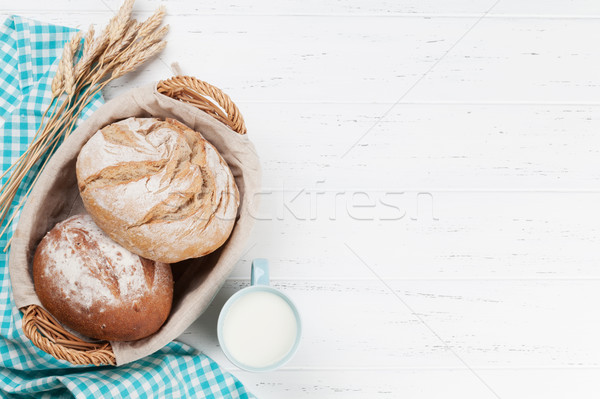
xmin=75 ymin=117 xmax=240 ymax=263
xmin=33 ymin=214 xmax=173 ymax=341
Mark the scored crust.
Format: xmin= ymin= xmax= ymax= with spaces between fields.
xmin=76 ymin=117 xmax=240 ymax=263
xmin=33 ymin=214 xmax=173 ymax=341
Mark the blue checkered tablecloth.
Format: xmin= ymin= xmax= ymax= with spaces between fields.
xmin=0 ymin=15 xmax=254 ymax=399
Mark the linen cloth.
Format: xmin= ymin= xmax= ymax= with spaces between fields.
xmin=10 ymin=83 xmax=261 ymax=365
xmin=0 ymin=15 xmax=255 ymax=398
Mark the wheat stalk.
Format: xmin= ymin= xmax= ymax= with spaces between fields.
xmin=74 ymin=30 xmax=109 ymax=79
xmin=109 ymin=0 xmax=135 ymax=44
xmin=112 ymin=24 xmax=169 ymax=67
xmin=112 ymin=40 xmax=167 ymax=79
xmin=82 ymin=25 xmax=95 ymax=56
xmin=138 ymin=6 xmax=165 ymax=38
xmin=50 ymin=64 xmax=63 ymax=98
xmin=63 ymin=32 xmax=82 ymax=96
xmin=0 ymin=0 xmax=168 ymax=249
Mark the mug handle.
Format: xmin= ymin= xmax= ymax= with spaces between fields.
xmin=251 ymin=258 xmax=270 ymax=286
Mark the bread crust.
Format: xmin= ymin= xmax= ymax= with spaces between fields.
xmin=76 ymin=117 xmax=240 ymax=263
xmin=33 ymin=214 xmax=173 ymax=341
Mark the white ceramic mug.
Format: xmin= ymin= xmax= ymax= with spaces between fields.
xmin=217 ymin=259 xmax=302 ymax=372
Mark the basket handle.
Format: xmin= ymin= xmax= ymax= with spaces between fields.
xmin=157 ymin=75 xmax=247 ymax=135
xmin=21 ymin=304 xmax=116 ymax=366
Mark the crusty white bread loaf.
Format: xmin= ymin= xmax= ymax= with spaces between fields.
xmin=33 ymin=214 xmax=173 ymax=341
xmin=76 ymin=117 xmax=240 ymax=263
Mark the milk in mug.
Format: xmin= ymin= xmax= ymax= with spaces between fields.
xmin=221 ymin=290 xmax=298 ymax=368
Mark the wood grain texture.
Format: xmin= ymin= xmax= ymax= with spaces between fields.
xmin=238 ymin=103 xmax=600 ymax=189
xmin=179 ymin=280 xmax=600 ymax=369
xmin=229 ymin=192 xmax=600 ymax=279
xmin=230 ymin=369 xmax=600 ymax=399
xmin=12 ymin=0 xmax=600 ymax=16
xmin=2 ymin=0 xmax=600 ymax=397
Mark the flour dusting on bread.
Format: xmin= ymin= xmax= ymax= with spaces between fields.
xmin=33 ymin=214 xmax=174 ymax=341
xmin=40 ymin=215 xmax=151 ymax=309
xmin=76 ymin=117 xmax=240 ymax=263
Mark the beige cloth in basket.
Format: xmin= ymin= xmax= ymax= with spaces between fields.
xmin=9 ymin=84 xmax=261 ymax=365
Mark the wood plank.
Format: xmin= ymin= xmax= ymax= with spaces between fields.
xmin=493 ymin=1 xmax=600 ymax=17
xmin=0 ymin=1 xmax=498 ymax=15
xmin=10 ymin=0 xmax=600 ymax=17
xmin=179 ymin=280 xmax=600 ymax=369
xmin=233 ymin=369 xmax=496 ymax=399
xmin=229 ymin=192 xmax=600 ymax=279
xmin=238 ymin=103 xmax=600 ymax=190
xmin=231 ymin=368 xmax=600 ymax=399
xmin=388 ymin=279 xmax=600 ymax=368
xmin=102 ymin=17 xmax=600 ymax=104
xmin=407 ymin=18 xmax=600 ymax=103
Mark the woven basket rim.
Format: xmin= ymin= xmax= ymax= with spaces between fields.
xmin=20 ymin=75 xmax=246 ymax=366
xmin=157 ymin=75 xmax=247 ymax=135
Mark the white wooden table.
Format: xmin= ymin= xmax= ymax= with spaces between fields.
xmin=3 ymin=1 xmax=600 ymax=397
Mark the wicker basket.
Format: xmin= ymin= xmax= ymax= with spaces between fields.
xmin=19 ymin=75 xmax=247 ymax=366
